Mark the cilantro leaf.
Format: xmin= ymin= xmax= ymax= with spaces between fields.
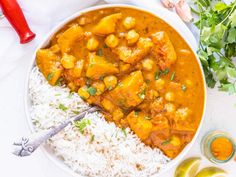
xmin=193 ymin=0 xmax=236 ymax=94
xmin=58 ymin=104 xmax=68 ymax=111
xmin=87 ymin=86 xmax=97 ymax=96
xmin=74 ymin=119 xmax=91 ymax=134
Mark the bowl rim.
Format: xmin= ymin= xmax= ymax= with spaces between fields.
xmin=24 ymin=3 xmax=207 ymax=177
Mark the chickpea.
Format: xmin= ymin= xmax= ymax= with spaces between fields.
xmin=101 ymin=98 xmax=115 ymax=112
xmin=61 ymin=53 xmax=76 ymax=69
xmin=164 ymin=103 xmax=176 ymax=113
xmin=155 ymin=79 xmax=165 ymax=90
xmin=165 ymin=92 xmax=175 ymax=102
xmin=105 ymin=34 xmax=119 ymax=48
xmin=126 ymin=30 xmax=139 ymax=45
xmin=142 ymin=58 xmax=154 ymax=71
xmin=175 ymin=107 xmax=191 ymax=120
xmin=113 ymin=108 xmax=124 ymax=121
xmin=86 ymin=37 xmax=99 ymax=51
xmin=78 ymin=86 xmax=90 ymax=99
xmin=137 ymin=37 xmax=153 ymax=49
xmin=103 ymin=75 xmax=118 ymax=90
xmin=123 ymin=16 xmax=136 ymax=30
xmin=92 ymin=81 xmax=105 ymax=95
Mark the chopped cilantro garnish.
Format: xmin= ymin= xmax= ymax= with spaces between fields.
xmin=72 ymin=110 xmax=80 ymax=115
xmin=90 ymin=134 xmax=95 ymax=142
xmin=55 ymin=77 xmax=64 ymax=86
xmin=103 ymin=44 xmax=108 ymax=48
xmin=134 ymin=111 xmax=139 ymax=117
xmin=138 ymin=90 xmax=146 ymax=100
xmin=154 ymin=71 xmax=159 ymax=80
xmin=121 ymin=127 xmax=127 ymax=137
xmin=96 ymin=49 xmax=103 ymax=56
xmin=74 ymin=119 xmax=91 ymax=134
xmin=145 ymin=79 xmax=151 ymax=84
xmin=161 ymin=139 xmax=171 ymax=145
xmin=170 ymin=72 xmax=176 ymax=81
xmin=59 ymin=103 xmax=68 ymax=111
xmin=47 ymin=72 xmax=54 ymax=81
xmin=99 ymin=75 xmax=104 ymax=80
xmin=160 ymin=68 xmax=170 ymax=75
xmin=155 ymin=68 xmax=170 ymax=80
xmin=87 ymin=86 xmax=97 ymax=96
xmin=67 ymin=92 xmax=73 ymax=98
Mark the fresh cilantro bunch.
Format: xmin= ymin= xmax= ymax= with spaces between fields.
xmin=193 ymin=0 xmax=236 ymax=93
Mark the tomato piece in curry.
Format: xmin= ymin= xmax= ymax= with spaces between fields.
xmin=36 ymin=7 xmax=205 ymax=158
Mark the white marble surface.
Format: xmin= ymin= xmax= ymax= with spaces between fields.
xmin=0 ymin=0 xmax=235 ymax=177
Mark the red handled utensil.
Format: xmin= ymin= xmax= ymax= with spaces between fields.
xmin=0 ymin=0 xmax=36 ymax=44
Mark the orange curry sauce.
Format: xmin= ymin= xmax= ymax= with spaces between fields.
xmin=36 ymin=7 xmax=205 ymax=158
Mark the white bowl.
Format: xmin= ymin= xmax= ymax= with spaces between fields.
xmin=24 ymin=4 xmax=207 ymax=177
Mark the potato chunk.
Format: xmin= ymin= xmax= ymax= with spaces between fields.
xmin=86 ymin=53 xmax=119 ymax=79
xmin=108 ymin=70 xmax=146 ymax=108
xmin=36 ymin=45 xmax=63 ymax=86
xmin=93 ymin=13 xmax=122 ymax=35
xmin=57 ymin=24 xmax=83 ymax=53
xmin=101 ymin=98 xmax=116 ymax=112
xmin=113 ymin=108 xmax=124 ymax=121
xmin=151 ymin=31 xmax=177 ymax=70
xmin=103 ymin=75 xmax=118 ymax=90
xmin=115 ymin=37 xmax=153 ymax=64
xmin=114 ymin=37 xmax=153 ymax=64
xmin=72 ymin=60 xmax=84 ymax=77
xmin=127 ymin=111 xmax=153 ymax=140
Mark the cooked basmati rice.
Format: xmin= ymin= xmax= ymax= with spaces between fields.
xmin=29 ymin=67 xmax=170 ymax=177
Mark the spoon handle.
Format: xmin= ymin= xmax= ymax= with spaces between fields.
xmin=12 ymin=107 xmax=98 ymax=157
xmin=0 ymin=0 xmax=36 ymax=43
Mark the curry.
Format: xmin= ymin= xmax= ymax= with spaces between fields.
xmin=36 ymin=7 xmax=205 ymax=158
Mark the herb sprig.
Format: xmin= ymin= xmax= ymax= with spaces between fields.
xmin=193 ymin=0 xmax=236 ymax=94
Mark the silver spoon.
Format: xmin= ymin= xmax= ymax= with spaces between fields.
xmin=12 ymin=106 xmax=99 ymax=157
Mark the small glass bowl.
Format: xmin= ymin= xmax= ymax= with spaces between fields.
xmin=201 ymin=130 xmax=236 ymax=164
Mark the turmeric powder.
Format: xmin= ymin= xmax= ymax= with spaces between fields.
xmin=211 ymin=137 xmax=234 ymax=161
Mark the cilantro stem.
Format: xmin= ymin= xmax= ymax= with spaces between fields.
xmin=220 ymin=3 xmax=236 ymax=25
xmin=190 ymin=7 xmax=200 ymax=15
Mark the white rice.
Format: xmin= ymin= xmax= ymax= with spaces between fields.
xmin=29 ymin=67 xmax=170 ymax=177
